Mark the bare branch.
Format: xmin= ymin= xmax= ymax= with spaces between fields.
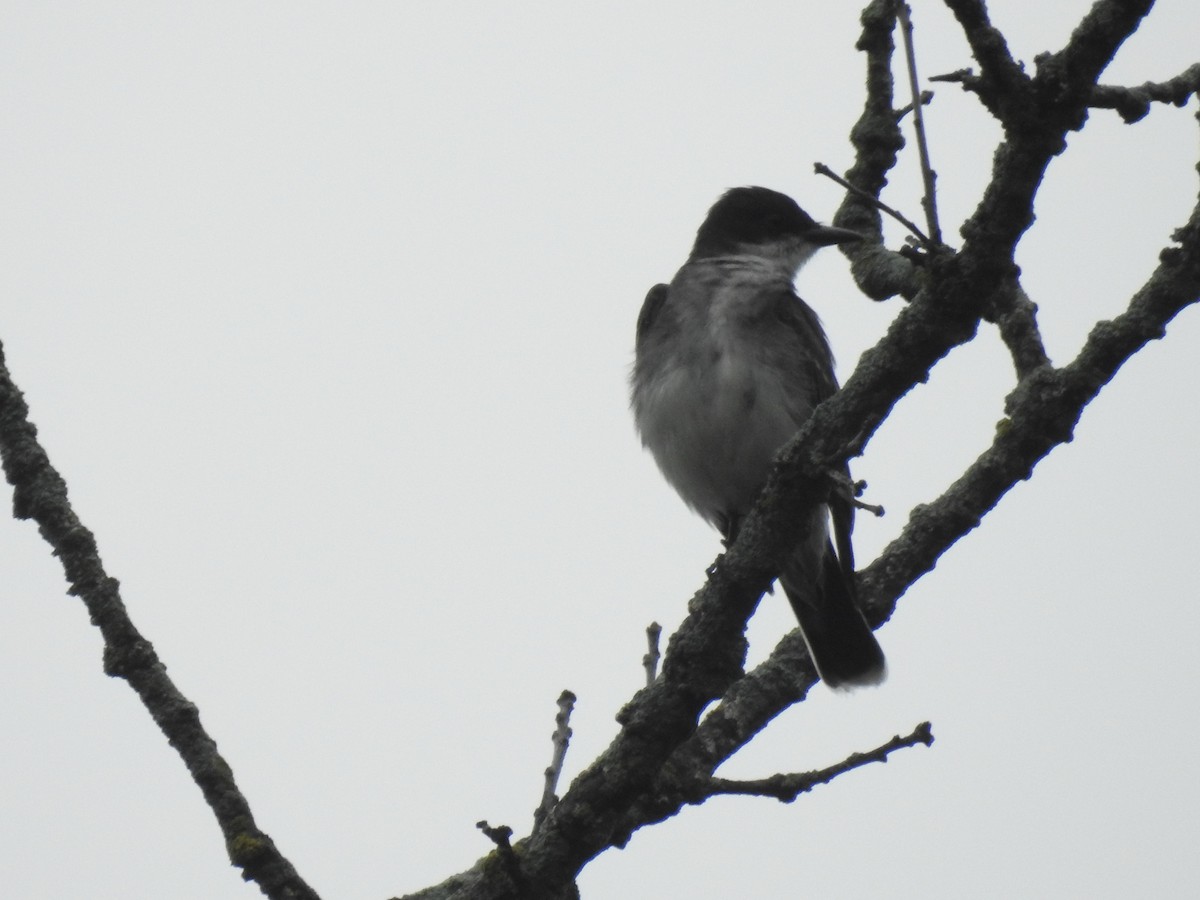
xmin=476 ymin=821 xmax=514 ymax=850
xmin=816 ymin=161 xmax=931 ymax=246
xmin=6 ymin=5 xmax=1193 ymax=898
xmin=941 ymin=0 xmax=1029 ymax=117
xmin=473 ymin=822 xmax=530 ymax=896
xmin=835 ymin=0 xmax=926 ymax=302
xmin=895 ymin=88 xmax=934 ymax=121
xmin=831 ymin=469 xmax=886 ymax=518
xmin=929 ymin=67 xmax=977 ymax=86
xmin=602 ymin=24 xmax=1200 ymax=858
xmin=852 ymin=496 xmax=887 ymax=518
xmin=1049 ymin=0 xmax=1156 ymax=100
xmin=860 ymin=190 xmax=1200 ymax=614
xmin=897 ymin=3 xmax=943 ymax=244
xmin=533 ymin=691 xmax=578 ymax=834
xmin=611 ymin=184 xmax=1200 ymax=846
xmin=642 ymin=622 xmax=662 ymax=686
xmin=933 ymin=60 xmax=1200 ymax=128
xmin=1089 ymin=63 xmax=1200 ymax=123
xmin=987 ymin=279 xmax=1052 ymax=378
xmin=0 ymin=342 xmax=321 ymax=900
xmin=703 ymin=722 xmax=934 ymax=803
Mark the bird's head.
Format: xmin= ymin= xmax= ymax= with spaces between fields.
xmin=688 ymin=186 xmax=861 ymax=272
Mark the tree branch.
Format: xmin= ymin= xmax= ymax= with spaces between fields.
xmin=594 ymin=10 xmax=1200 ymax=858
xmin=860 ymin=187 xmax=1200 ymax=613
xmin=1089 ymin=63 xmax=1200 ymax=123
xmin=609 ymin=178 xmax=1200 ymax=847
xmin=897 ymin=2 xmax=943 ymax=245
xmin=987 ymin=278 xmax=1052 ymax=379
xmin=0 ymin=342 xmax=321 ymax=900
xmin=703 ymin=722 xmax=933 ymax=803
xmin=816 ymin=161 xmax=931 ymax=247
xmin=642 ymin=621 xmax=662 ymax=685
xmin=532 ymin=691 xmax=578 ymax=835
xmin=837 ymin=0 xmax=927 ymax=302
xmin=6 ymin=5 xmax=1194 ymax=899
xmin=1049 ymin=0 xmax=1156 ymax=101
xmin=941 ymin=0 xmax=1030 ymax=118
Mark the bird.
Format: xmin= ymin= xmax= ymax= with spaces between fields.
xmin=630 ymin=186 xmax=885 ymax=689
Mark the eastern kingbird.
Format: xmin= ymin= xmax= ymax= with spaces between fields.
xmin=631 ymin=186 xmax=886 ymax=689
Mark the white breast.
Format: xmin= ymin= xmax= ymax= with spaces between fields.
xmin=636 ymin=276 xmax=802 ymax=526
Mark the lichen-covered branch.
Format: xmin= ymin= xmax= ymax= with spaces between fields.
xmin=859 ymin=191 xmax=1200 ymax=611
xmin=941 ymin=0 xmax=1029 ymax=118
xmin=4 ymin=3 xmax=1195 ymax=899
xmin=839 ymin=0 xmax=927 ymax=303
xmin=986 ymin=279 xmax=1052 ymax=378
xmin=0 ymin=342 xmax=321 ymax=900
xmin=1090 ymin=63 xmax=1200 ymax=122
xmin=558 ymin=2 xmax=1198 ymax=863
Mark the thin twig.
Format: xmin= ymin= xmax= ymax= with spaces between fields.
xmin=930 ymin=67 xmax=978 ymax=85
xmin=703 ymin=721 xmax=933 ymax=802
xmin=853 ymin=497 xmax=886 ymax=517
xmin=476 ymin=821 xmax=514 ymax=850
xmin=895 ymin=88 xmax=933 ymax=120
xmin=831 ymin=470 xmax=886 ymax=518
xmin=642 ymin=622 xmax=662 ymax=685
xmin=815 ymin=162 xmax=930 ymax=245
xmin=532 ymin=690 xmax=577 ymax=834
xmin=897 ymin=2 xmax=943 ymax=245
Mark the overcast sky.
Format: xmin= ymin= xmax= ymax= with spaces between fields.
xmin=2 ymin=3 xmax=1199 ymax=899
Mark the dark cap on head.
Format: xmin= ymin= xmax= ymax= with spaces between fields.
xmin=689 ymin=186 xmax=860 ymax=260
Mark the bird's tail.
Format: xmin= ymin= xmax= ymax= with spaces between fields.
xmin=781 ymin=540 xmax=886 ymax=690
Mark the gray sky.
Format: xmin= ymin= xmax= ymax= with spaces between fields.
xmin=2 ymin=3 xmax=1198 ymax=898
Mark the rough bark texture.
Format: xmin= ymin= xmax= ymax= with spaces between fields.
xmin=2 ymin=3 xmax=1197 ymax=899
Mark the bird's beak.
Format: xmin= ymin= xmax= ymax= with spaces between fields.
xmin=808 ymin=225 xmax=863 ymax=247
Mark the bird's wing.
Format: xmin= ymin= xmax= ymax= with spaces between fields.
xmin=636 ymin=283 xmax=670 ymax=346
xmin=772 ymin=290 xmax=839 ymax=407
xmin=774 ymin=290 xmax=857 ymax=581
